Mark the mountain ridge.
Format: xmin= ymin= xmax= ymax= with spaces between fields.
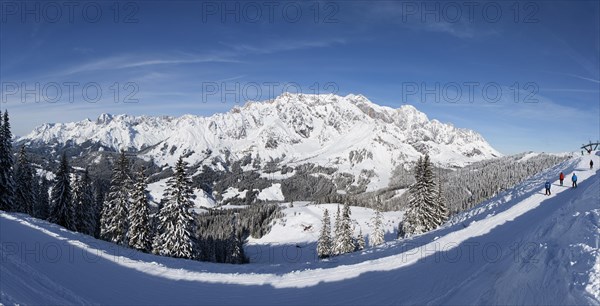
xmin=19 ymin=93 xmax=501 ymax=191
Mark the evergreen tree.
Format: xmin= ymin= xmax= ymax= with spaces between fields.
xmin=152 ymin=156 xmax=196 ymax=259
xmin=334 ymin=202 xmax=355 ymax=255
xmin=14 ymin=146 xmax=36 ymax=214
xmin=49 ymin=153 xmax=76 ymax=230
xmin=317 ymin=208 xmax=332 ymax=259
xmin=31 ymin=175 xmax=40 ymax=214
xmin=370 ymin=198 xmax=385 ymax=247
xmin=0 ymin=110 xmax=16 ymax=211
xmin=420 ymin=155 xmax=439 ymax=231
xmin=128 ymin=167 xmax=152 ymax=252
xmin=356 ymin=228 xmax=366 ymax=251
xmin=93 ymin=185 xmax=105 ymax=238
xmin=435 ymin=177 xmax=449 ymax=227
xmin=332 ymin=204 xmax=342 ymax=255
xmin=100 ymin=151 xmax=131 ymax=245
xmin=226 ymin=221 xmax=246 ymax=264
xmin=400 ymin=154 xmax=439 ymax=238
xmin=34 ymin=178 xmax=50 ymax=220
xmin=397 ymin=220 xmax=406 ymax=239
xmin=399 ymin=206 xmax=417 ymax=238
xmin=402 ymin=157 xmax=425 ymax=237
xmin=73 ymin=170 xmax=96 ymax=236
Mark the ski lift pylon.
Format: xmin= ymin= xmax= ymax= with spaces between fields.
xmin=581 ymin=141 xmax=600 ymax=154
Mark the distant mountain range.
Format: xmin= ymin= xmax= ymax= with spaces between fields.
xmin=19 ymin=93 xmax=500 ymax=192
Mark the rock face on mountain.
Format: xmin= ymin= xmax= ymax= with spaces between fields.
xmin=20 ymin=93 xmax=500 ymax=192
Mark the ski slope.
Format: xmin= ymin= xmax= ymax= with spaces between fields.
xmin=1 ymin=153 xmax=599 ymax=305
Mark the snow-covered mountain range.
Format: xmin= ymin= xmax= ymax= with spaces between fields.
xmin=20 ymin=93 xmax=500 ymax=191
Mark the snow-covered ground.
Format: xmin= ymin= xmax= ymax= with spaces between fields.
xmin=256 ymin=183 xmax=285 ymax=202
xmin=148 ymin=178 xmax=216 ymax=210
xmin=246 ymin=202 xmax=403 ymax=264
xmin=1 ymin=153 xmax=598 ymax=305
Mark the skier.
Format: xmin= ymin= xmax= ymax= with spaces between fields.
xmin=572 ymin=173 xmax=578 ymax=188
xmin=591 ymin=160 xmax=594 ymax=169
xmin=544 ymin=181 xmax=551 ymax=195
xmin=559 ymin=172 xmax=565 ymax=186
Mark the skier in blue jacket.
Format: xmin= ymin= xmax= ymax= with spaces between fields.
xmin=544 ymin=181 xmax=551 ymax=195
xmin=572 ymin=173 xmax=578 ymax=188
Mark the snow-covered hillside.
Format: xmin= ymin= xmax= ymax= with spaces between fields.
xmin=1 ymin=153 xmax=598 ymax=305
xmin=245 ymin=203 xmax=402 ymax=264
xmin=19 ymin=93 xmax=500 ymax=190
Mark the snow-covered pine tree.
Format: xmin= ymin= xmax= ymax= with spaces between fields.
xmin=399 ymin=209 xmax=416 ymax=238
xmin=399 ymin=158 xmax=421 ymax=238
xmin=401 ymin=155 xmax=439 ymax=237
xmin=100 ymin=151 xmax=131 ymax=245
xmin=435 ymin=177 xmax=449 ymax=227
xmin=335 ymin=202 xmax=355 ymax=255
xmin=93 ymin=185 xmax=105 ymax=238
xmin=332 ymin=204 xmax=342 ymax=255
xmin=49 ymin=153 xmax=76 ymax=231
xmin=31 ymin=175 xmax=40 ymax=214
xmin=370 ymin=197 xmax=385 ymax=247
xmin=72 ymin=176 xmax=83 ymax=221
xmin=397 ymin=220 xmax=406 ymax=239
xmin=14 ymin=146 xmax=36 ymax=214
xmin=73 ymin=170 xmax=96 ymax=236
xmin=230 ymin=233 xmax=246 ymax=264
xmin=419 ymin=155 xmax=438 ymax=231
xmin=356 ymin=228 xmax=366 ymax=251
xmin=317 ymin=208 xmax=332 ymax=258
xmin=128 ymin=167 xmax=152 ymax=252
xmin=226 ymin=220 xmax=246 ymax=264
xmin=35 ymin=178 xmax=50 ymax=220
xmin=0 ymin=110 xmax=16 ymax=211
xmin=152 ymin=156 xmax=196 ymax=259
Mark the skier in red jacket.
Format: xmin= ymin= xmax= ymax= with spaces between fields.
xmin=559 ymin=172 xmax=565 ymax=186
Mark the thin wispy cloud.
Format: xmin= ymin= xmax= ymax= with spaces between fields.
xmin=54 ymin=54 xmax=240 ymax=77
xmin=424 ymin=22 xmax=477 ymax=39
xmin=564 ymin=73 xmax=600 ymax=84
xmin=539 ymin=87 xmax=599 ymax=93
xmin=43 ymin=37 xmax=344 ymax=79
xmin=362 ymin=2 xmax=497 ymax=39
xmin=412 ymin=85 xmax=597 ymax=123
xmin=215 ymin=75 xmax=247 ymax=82
xmin=221 ymin=38 xmax=347 ymax=55
xmin=549 ymin=32 xmax=600 ymax=81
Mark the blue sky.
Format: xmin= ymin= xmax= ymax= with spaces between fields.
xmin=1 ymin=0 xmax=598 ymax=154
